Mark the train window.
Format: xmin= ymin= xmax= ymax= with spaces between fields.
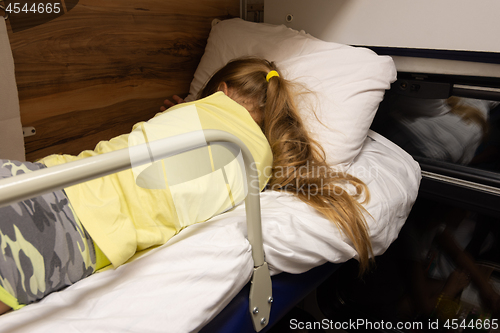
xmin=370 ymin=53 xmax=500 ymax=218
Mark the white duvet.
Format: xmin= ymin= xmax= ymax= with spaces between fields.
xmin=0 ymin=130 xmax=420 ymax=333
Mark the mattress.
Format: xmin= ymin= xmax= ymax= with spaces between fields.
xmin=0 ymin=130 xmax=420 ymax=333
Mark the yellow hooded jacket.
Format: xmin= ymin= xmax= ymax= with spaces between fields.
xmin=41 ymin=92 xmax=273 ymax=268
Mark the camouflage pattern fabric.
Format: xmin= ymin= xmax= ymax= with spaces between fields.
xmin=0 ymin=159 xmax=96 ymax=307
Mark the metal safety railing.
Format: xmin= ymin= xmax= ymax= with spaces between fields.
xmin=0 ymin=129 xmax=272 ymax=331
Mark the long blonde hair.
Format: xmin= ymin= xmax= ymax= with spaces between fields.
xmin=200 ymin=58 xmax=374 ymax=273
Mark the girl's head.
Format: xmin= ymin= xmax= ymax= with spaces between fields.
xmin=200 ymin=57 xmax=374 ymax=274
xmin=199 ymin=58 xmax=282 ymax=127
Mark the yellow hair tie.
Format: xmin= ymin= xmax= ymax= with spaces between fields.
xmin=266 ymin=70 xmax=280 ymax=82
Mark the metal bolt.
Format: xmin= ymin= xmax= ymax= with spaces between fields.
xmin=252 ymin=307 xmax=259 ymax=314
xmin=261 ymin=318 xmax=267 ymax=325
xmin=268 ymin=296 xmax=273 ymax=303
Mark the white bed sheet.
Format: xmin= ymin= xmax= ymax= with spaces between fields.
xmin=0 ymin=130 xmax=420 ymax=333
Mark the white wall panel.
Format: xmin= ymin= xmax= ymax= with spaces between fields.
xmin=265 ymin=0 xmax=500 ymax=53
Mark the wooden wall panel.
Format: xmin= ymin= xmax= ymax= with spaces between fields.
xmin=6 ymin=0 xmax=239 ymax=161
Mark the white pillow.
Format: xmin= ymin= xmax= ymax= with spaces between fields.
xmin=186 ymin=18 xmax=396 ymax=167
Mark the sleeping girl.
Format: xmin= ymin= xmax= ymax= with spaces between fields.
xmin=0 ymin=57 xmax=372 ymax=314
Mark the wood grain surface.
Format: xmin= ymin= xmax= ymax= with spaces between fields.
xmin=5 ymin=0 xmax=239 ymax=161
